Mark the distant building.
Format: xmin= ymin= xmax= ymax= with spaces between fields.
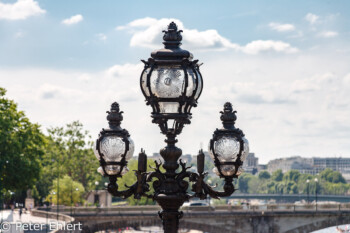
xmin=86 ymin=190 xmax=112 ymax=207
xmin=312 ymin=157 xmax=350 ymax=173
xmin=267 ymin=156 xmax=350 ymax=176
xmin=243 ymin=153 xmax=258 ymax=174
xmin=257 ymin=164 xmax=267 ymax=172
xmin=267 ymin=156 xmax=313 ymax=174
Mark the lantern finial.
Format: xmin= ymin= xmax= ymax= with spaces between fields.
xmin=162 ymin=22 xmax=183 ymax=49
xmin=220 ymin=102 xmax=237 ymax=130
xmin=107 ymin=102 xmax=123 ymax=130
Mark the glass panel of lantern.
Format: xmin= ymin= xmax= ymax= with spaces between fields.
xmin=94 ymin=136 xmax=135 ymax=176
xmin=140 ymin=65 xmax=203 ymax=115
xmin=209 ymin=136 xmax=249 ymax=177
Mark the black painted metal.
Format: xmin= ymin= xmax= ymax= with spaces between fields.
xmin=140 ymin=22 xmax=203 ymax=139
xmin=96 ymin=102 xmax=131 ymax=177
xmin=95 ymin=22 xmax=246 ymax=233
xmin=209 ymin=102 xmax=245 ymax=178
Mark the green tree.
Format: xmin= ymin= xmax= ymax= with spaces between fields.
xmin=271 ymin=169 xmax=283 ymax=182
xmin=237 ymin=173 xmax=254 ymax=193
xmin=0 ymin=87 xmax=46 ymax=203
xmin=258 ymin=171 xmax=271 ymax=180
xmin=34 ymin=121 xmax=101 ymax=204
xmin=266 ymin=181 xmax=277 ymax=194
xmin=46 ymin=175 xmax=85 ymax=206
xmin=320 ymin=168 xmax=346 ymax=184
xmin=47 ymin=121 xmax=100 ymax=189
xmin=283 ymin=170 xmax=300 ymax=182
xmin=247 ymin=176 xmax=260 ymax=193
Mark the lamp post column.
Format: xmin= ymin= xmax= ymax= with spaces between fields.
xmin=70 ymin=182 xmax=73 ymax=216
xmin=315 ymin=178 xmax=318 ymax=210
xmin=155 ymin=135 xmax=185 ymax=233
xmin=104 ymin=183 xmax=108 ymax=207
xmin=306 ymin=179 xmax=310 ymax=204
xmin=94 ymin=181 xmax=99 ymax=207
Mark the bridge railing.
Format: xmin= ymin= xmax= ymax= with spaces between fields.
xmin=39 ymin=203 xmax=350 ymax=215
xmin=213 ymin=203 xmax=350 ymax=212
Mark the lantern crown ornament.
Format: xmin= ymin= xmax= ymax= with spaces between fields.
xmin=150 ymin=21 xmax=191 ymax=61
xmin=106 ymin=102 xmax=123 ymax=129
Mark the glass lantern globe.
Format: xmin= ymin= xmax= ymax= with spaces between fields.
xmin=94 ymin=102 xmax=134 ymax=177
xmin=209 ymin=102 xmax=249 ymax=178
xmin=140 ymin=22 xmax=203 ymax=135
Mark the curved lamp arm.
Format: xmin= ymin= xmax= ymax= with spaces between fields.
xmin=107 ymin=149 xmax=150 ymax=199
xmin=189 ymin=150 xmax=235 ymax=199
xmin=190 ymin=172 xmax=235 ymax=199
xmin=107 ymin=150 xmax=236 ymax=201
xmin=107 ymin=170 xmax=149 ymax=199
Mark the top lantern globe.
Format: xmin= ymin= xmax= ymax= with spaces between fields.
xmin=140 ymin=22 xmax=203 ymax=135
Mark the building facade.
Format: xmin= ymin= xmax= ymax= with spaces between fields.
xmin=243 ymin=153 xmax=259 ymax=174
xmin=267 ymin=156 xmax=350 ymax=176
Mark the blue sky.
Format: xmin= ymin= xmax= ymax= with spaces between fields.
xmin=1 ymin=0 xmax=350 ymax=163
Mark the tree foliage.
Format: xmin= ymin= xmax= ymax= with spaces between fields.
xmin=271 ymin=169 xmax=283 ymax=182
xmin=46 ymin=175 xmax=85 ymax=206
xmin=320 ymin=168 xmax=346 ymax=184
xmin=258 ymin=171 xmax=271 ymax=180
xmin=236 ymin=169 xmax=350 ymax=195
xmin=0 ymin=87 xmax=46 ymax=201
xmin=36 ymin=121 xmax=100 ymax=204
xmin=237 ymin=173 xmax=254 ymax=193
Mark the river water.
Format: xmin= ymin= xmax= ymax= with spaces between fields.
xmin=312 ymin=224 xmax=350 ymax=233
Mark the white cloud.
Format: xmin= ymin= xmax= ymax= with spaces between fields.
xmin=117 ymin=17 xmax=298 ymax=54
xmin=305 ymin=13 xmax=319 ymax=25
xmin=0 ymin=0 xmax=45 ymax=20
xmin=14 ymin=30 xmax=25 ymax=38
xmin=96 ymin=33 xmax=107 ymax=41
xmin=116 ymin=17 xmax=158 ymax=30
xmin=62 ymin=14 xmax=83 ymax=25
xmin=269 ymin=22 xmax=295 ymax=32
xmin=344 ymin=73 xmax=350 ymax=85
xmin=242 ymin=40 xmax=299 ymax=54
xmin=106 ymin=63 xmax=143 ymax=78
xmin=3 ymin=50 xmax=350 ymax=164
xmin=318 ymin=31 xmax=338 ymax=38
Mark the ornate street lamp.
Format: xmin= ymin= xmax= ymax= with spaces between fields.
xmin=94 ymin=22 xmax=248 ymax=233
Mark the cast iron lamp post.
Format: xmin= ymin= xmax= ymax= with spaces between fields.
xmin=94 ymin=22 xmax=249 ymax=233
xmin=306 ymin=179 xmax=310 ymax=203
xmin=315 ymin=177 xmax=318 ymax=210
